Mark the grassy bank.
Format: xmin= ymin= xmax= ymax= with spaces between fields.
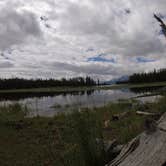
xmin=0 ymin=81 xmax=165 ymax=94
xmin=0 ymin=96 xmax=165 ymax=166
xmin=101 ymin=81 xmax=166 ymax=90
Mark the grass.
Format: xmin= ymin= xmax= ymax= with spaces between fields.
xmin=51 ymin=104 xmax=62 ymax=108
xmin=88 ymin=100 xmax=146 ymax=144
xmin=0 ymin=86 xmax=95 ymax=94
xmin=101 ymin=81 xmax=166 ymax=90
xmin=0 ymin=105 xmax=105 ymax=166
xmin=0 ymin=96 xmax=165 ymax=166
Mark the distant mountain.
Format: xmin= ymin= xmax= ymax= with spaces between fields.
xmin=104 ymin=75 xmax=129 ymax=85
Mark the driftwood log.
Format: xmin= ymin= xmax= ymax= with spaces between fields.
xmin=107 ymin=113 xmax=166 ymax=166
xmin=136 ymin=111 xmax=160 ymax=116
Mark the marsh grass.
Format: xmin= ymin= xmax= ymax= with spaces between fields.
xmin=0 ymin=103 xmax=27 ymax=122
xmin=0 ymin=104 xmax=106 ymax=166
xmin=0 ymin=96 xmax=165 ymax=165
xmin=52 ymin=104 xmax=62 ymax=108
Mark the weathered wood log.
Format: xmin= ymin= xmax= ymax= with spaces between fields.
xmin=107 ymin=112 xmax=166 ymax=166
xmin=136 ymin=111 xmax=160 ymax=116
xmin=106 ymin=137 xmax=140 ymax=166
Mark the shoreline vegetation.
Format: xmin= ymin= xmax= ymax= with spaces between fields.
xmin=0 ymin=81 xmax=165 ymax=94
xmin=0 ymin=68 xmax=165 ymax=94
xmin=0 ymin=94 xmax=165 ymax=166
xmin=0 ymin=77 xmax=97 ymax=90
xmin=116 ymin=68 xmax=166 ymax=84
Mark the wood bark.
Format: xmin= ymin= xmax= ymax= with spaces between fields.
xmin=107 ymin=113 xmax=166 ymax=166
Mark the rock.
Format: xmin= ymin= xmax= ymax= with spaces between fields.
xmin=112 ymin=145 xmax=124 ymax=154
xmin=144 ymin=118 xmax=157 ymax=134
xmin=112 ymin=115 xmax=120 ymax=121
xmin=104 ymin=120 xmax=111 ymax=128
xmin=112 ymin=112 xmax=130 ymax=121
xmin=104 ymin=139 xmax=117 ymax=153
xmin=104 ymin=140 xmax=124 ymax=163
xmin=96 ymin=138 xmax=124 ymax=163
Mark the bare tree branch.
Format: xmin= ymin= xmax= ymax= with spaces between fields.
xmin=154 ymin=14 xmax=166 ymax=38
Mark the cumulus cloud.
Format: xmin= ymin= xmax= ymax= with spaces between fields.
xmin=0 ymin=60 xmax=14 ymax=68
xmin=0 ymin=6 xmax=41 ymax=50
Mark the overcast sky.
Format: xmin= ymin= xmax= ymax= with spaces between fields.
xmin=0 ymin=0 xmax=165 ymax=80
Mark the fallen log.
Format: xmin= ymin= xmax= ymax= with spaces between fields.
xmin=107 ymin=112 xmax=166 ymax=166
xmin=106 ymin=137 xmax=140 ymax=166
xmin=136 ymin=111 xmax=160 ymax=116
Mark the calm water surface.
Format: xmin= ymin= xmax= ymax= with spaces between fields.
xmin=0 ymin=87 xmax=164 ymax=117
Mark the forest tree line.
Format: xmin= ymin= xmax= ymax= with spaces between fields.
xmin=128 ymin=68 xmax=166 ymax=84
xmin=0 ymin=77 xmax=97 ymax=90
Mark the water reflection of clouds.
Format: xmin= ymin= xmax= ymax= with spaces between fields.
xmin=0 ymin=87 xmax=163 ymax=117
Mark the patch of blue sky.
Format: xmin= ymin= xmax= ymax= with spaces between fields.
xmin=87 ymin=56 xmax=116 ymax=63
xmin=136 ymin=57 xmax=156 ymax=63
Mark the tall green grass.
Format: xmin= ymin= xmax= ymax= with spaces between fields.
xmin=0 ymin=103 xmax=27 ymax=122
xmin=0 ymin=104 xmax=106 ymax=166
xmin=55 ymin=111 xmax=106 ymax=166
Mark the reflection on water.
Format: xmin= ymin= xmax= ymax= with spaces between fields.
xmin=0 ymin=90 xmax=95 ymax=101
xmin=0 ymin=89 xmax=136 ymax=116
xmin=0 ymin=86 xmax=165 ymax=117
xmin=130 ymin=86 xmax=165 ymax=94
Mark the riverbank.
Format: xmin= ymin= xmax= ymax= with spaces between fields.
xmin=101 ymin=81 xmax=166 ymax=90
xmin=0 ymin=95 xmax=165 ymax=166
xmin=0 ymin=81 xmax=165 ymax=94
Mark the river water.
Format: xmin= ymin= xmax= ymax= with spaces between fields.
xmin=0 ymin=86 xmax=164 ymax=116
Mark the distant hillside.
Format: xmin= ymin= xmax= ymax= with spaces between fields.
xmin=104 ymin=75 xmax=129 ymax=85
